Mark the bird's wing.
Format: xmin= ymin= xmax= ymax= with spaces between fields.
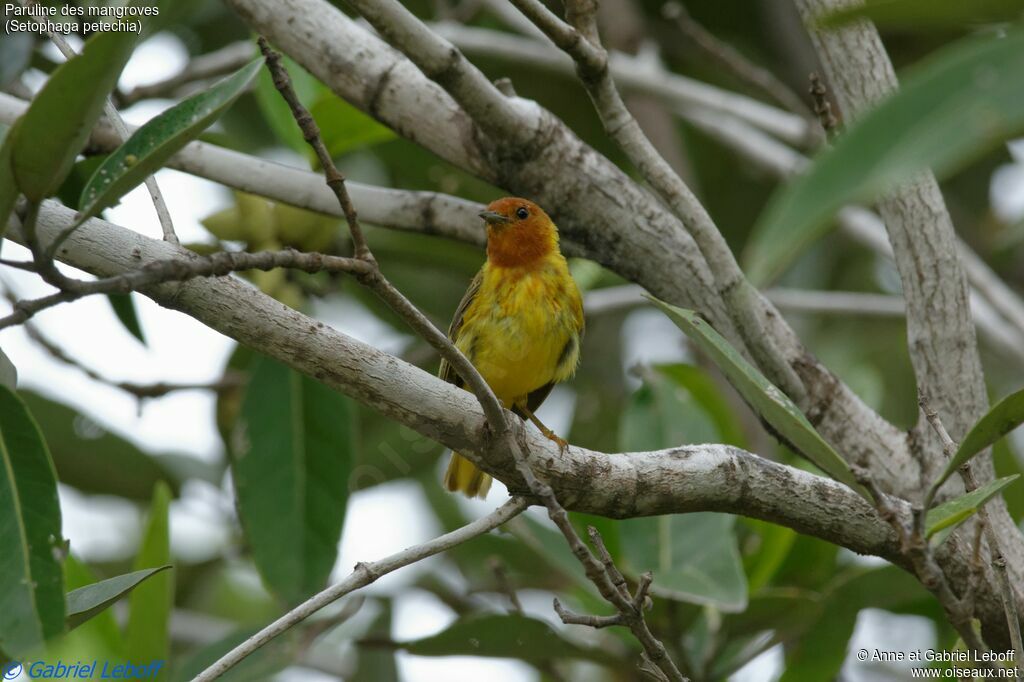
xmin=438 ymin=268 xmax=484 ymax=387
xmin=514 ymin=382 xmax=555 ymax=418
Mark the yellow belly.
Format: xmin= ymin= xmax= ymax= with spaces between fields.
xmin=456 ymin=260 xmax=582 ymax=406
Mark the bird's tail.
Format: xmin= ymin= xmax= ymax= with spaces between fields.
xmin=443 ymin=452 xmax=492 ymax=499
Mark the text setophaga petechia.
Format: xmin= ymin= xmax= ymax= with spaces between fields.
xmin=440 ymin=197 xmax=584 ymax=498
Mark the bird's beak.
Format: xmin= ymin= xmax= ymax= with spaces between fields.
xmin=478 ymin=210 xmax=511 ymax=224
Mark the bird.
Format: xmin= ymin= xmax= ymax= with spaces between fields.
xmin=440 ymin=197 xmax=585 ymax=498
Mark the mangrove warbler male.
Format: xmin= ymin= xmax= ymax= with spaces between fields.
xmin=441 ymin=197 xmax=584 ymax=498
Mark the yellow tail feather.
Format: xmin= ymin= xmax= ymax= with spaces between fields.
xmin=443 ymin=452 xmax=492 ymax=499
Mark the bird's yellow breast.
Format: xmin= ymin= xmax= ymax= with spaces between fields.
xmin=456 ymin=255 xmax=583 ymax=406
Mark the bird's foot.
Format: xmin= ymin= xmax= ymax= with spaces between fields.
xmin=541 ymin=428 xmax=569 ymax=454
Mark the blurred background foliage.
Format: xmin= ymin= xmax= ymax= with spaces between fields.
xmin=1 ymin=0 xmax=1024 ymax=680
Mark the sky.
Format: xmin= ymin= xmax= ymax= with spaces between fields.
xmin=3 ymin=29 xmax=1024 ymax=682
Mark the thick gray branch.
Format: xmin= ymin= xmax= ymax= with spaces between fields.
xmin=793 ymin=0 xmax=987 ymax=450
xmin=19 ymin=201 xmax=898 ymax=559
xmin=14 ymin=201 xmax=1019 ymax=648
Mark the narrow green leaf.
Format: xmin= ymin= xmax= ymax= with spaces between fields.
xmin=107 ymin=293 xmax=147 ymax=345
xmin=780 ymin=566 xmax=931 ymax=681
xmin=400 ymin=614 xmax=617 ymax=665
xmin=931 ymin=387 xmax=1024 ymax=493
xmin=60 ymin=555 xmax=125 ymax=658
xmin=0 ymin=347 xmax=16 ymax=390
xmin=618 ymin=364 xmax=749 ymax=610
xmin=78 ymin=58 xmax=261 ymax=224
xmin=170 ymin=627 xmax=293 ymax=682
xmin=311 ymin=92 xmax=396 ymax=158
xmin=0 ymin=122 xmax=19 ymax=236
xmin=12 ymin=29 xmax=137 ymax=200
xmin=926 ymin=475 xmax=1019 ymax=541
xmin=67 ymin=565 xmax=171 ymax=631
xmin=126 ymin=482 xmax=173 ymax=681
xmin=351 ymin=600 xmax=399 ymax=682
xmin=647 ymin=297 xmax=865 ymax=495
xmin=232 ymin=355 xmax=354 ymax=604
xmin=254 ymin=53 xmax=320 ymax=155
xmin=743 ymin=519 xmax=798 ymax=592
xmin=622 ymin=513 xmax=748 ymax=612
xmin=744 ymin=29 xmax=1024 ymax=285
xmin=0 ymin=386 xmax=65 ymax=656
xmin=819 ymin=0 xmax=1024 ymax=31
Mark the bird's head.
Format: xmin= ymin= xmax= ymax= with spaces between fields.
xmin=479 ymin=197 xmax=559 ymax=268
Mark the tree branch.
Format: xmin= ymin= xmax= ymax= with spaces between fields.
xmin=191 ymin=497 xmax=530 ymax=682
xmin=793 ymin=0 xmax=987 ymax=450
xmin=4 ymin=202 xmax=900 ymax=554
xmin=25 ymin=4 xmax=179 ymax=246
xmin=120 ymin=41 xmax=256 ymax=106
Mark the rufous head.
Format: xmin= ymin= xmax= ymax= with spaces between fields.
xmin=479 ymin=197 xmax=559 ymax=268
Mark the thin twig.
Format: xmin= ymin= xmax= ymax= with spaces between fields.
xmin=120 ymin=41 xmax=255 ymax=106
xmin=22 ymin=0 xmax=180 ymax=247
xmin=190 ymin=497 xmax=529 ymax=682
xmin=660 ymin=2 xmax=817 ymax=134
xmin=488 ymin=557 xmax=524 ymax=614
xmin=0 ymin=246 xmax=373 ymax=331
xmin=921 ymin=399 xmax=1024 ymax=674
xmin=256 ymin=35 xmax=506 ymax=434
xmin=509 ymin=0 xmax=807 ymax=405
xmin=257 ymin=38 xmax=370 ymax=261
xmin=256 ymin=36 xmax=687 ymax=682
xmin=2 ymin=285 xmax=242 ymax=400
xmin=852 ymin=466 xmax=993 ymax=660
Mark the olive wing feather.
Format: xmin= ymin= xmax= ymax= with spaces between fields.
xmin=438 ymin=269 xmax=483 ymax=388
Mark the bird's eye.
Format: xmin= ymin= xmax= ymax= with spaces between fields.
xmin=516 ymin=207 xmax=529 ymax=220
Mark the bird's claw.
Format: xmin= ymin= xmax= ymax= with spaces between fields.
xmin=544 ymin=431 xmax=569 ymax=454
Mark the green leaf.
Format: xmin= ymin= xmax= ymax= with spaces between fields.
xmin=351 ymin=600 xmax=399 ymax=682
xmin=926 ymin=475 xmax=1019 ymax=541
xmin=232 ymin=355 xmax=355 ymax=604
xmin=744 ymin=29 xmax=1024 ymax=285
xmin=781 ymin=566 xmax=931 ymax=681
xmin=656 ymin=364 xmax=747 ymax=448
xmin=60 ymin=555 xmax=125 ymax=658
xmin=743 ymin=519 xmax=798 ymax=592
xmin=171 ymin=627 xmax=294 ymax=682
xmin=67 ymin=565 xmax=172 ymax=631
xmin=77 ymin=58 xmax=261 ymax=224
xmin=254 ymin=53 xmax=320 ymax=155
xmin=311 ymin=92 xmax=396 ymax=158
xmin=107 ymin=293 xmax=147 ymax=345
xmin=0 ymin=121 xmax=18 ymax=236
xmin=647 ymin=298 xmax=864 ymax=494
xmin=0 ymin=386 xmax=65 ymax=656
xmin=19 ymin=391 xmax=215 ymax=500
xmin=399 ymin=614 xmax=617 ymax=665
xmin=0 ymin=347 xmax=16 ymax=390
xmin=126 ymin=482 xmax=173 ymax=681
xmin=930 ymin=387 xmax=1024 ymax=494
xmin=621 ymin=513 xmax=748 ymax=611
xmin=254 ymin=54 xmax=393 ymax=159
xmin=617 ymin=363 xmax=749 ymax=610
xmin=12 ymin=29 xmax=137 ymax=201
xmin=819 ymin=0 xmax=1024 ymax=31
